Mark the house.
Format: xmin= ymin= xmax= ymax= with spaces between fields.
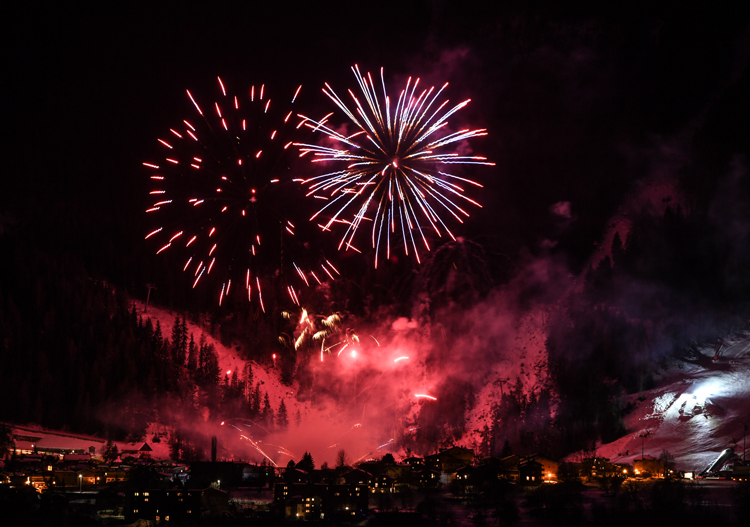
xmin=523 ymin=454 xmax=559 ymax=483
xmin=274 ymin=482 xmax=369 ymax=520
xmin=454 ymin=466 xmax=480 ymax=494
xmin=498 ymin=455 xmax=520 ymax=482
xmin=372 ymin=473 xmax=395 ymax=493
xmin=403 ymin=456 xmax=424 ymax=469
xmin=519 ymin=460 xmax=543 ymax=486
xmin=415 ymin=469 xmax=441 ymax=488
xmin=283 ymin=468 xmax=311 ymax=484
xmin=425 ymin=446 xmax=474 ymax=475
xmin=285 ymin=494 xmax=323 ymax=520
xmin=102 ymin=468 xmax=128 ymax=484
xmin=340 ymin=468 xmax=372 ymax=486
xmin=138 ymin=443 xmax=153 ymax=460
xmin=125 ymin=488 xmax=202 ymax=523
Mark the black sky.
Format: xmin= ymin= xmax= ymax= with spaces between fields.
xmin=3 ymin=1 xmax=749 ymax=295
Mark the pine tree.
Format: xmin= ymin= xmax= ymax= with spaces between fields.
xmin=187 ymin=334 xmax=197 ymax=372
xmin=180 ymin=317 xmax=189 ymax=358
xmin=198 ymin=341 xmax=220 ymax=387
xmin=261 ymin=392 xmax=273 ymax=426
xmin=230 ymin=370 xmax=241 ymax=398
xmin=102 ymin=439 xmax=119 ymax=463
xmin=171 ymin=316 xmax=187 ymax=366
xmin=297 ymin=451 xmax=314 ymax=472
xmin=250 ymin=383 xmax=262 ymax=417
xmin=243 ymin=362 xmax=253 ymax=400
xmin=153 ymin=320 xmax=164 ymax=351
xmin=276 ymin=400 xmax=289 ymax=429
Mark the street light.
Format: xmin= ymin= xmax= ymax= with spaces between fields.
xmin=78 ymin=474 xmax=82 ymax=492
xmin=639 ymin=430 xmax=651 ymax=460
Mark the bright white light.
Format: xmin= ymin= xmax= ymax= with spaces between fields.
xmin=693 ymin=379 xmax=722 ymax=402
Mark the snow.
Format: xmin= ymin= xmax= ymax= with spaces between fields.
xmin=592 ymin=332 xmax=750 ymax=471
xmin=10 ymin=299 xmax=748 ymax=471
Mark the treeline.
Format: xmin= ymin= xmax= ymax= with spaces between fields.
xmin=0 ymin=235 xmax=294 ymax=445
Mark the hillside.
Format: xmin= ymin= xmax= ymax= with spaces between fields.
xmin=594 ymin=333 xmax=750 ymax=472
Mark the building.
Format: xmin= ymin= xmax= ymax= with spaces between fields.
xmin=425 ymin=447 xmax=474 ymax=475
xmin=634 ymin=457 xmax=666 ymax=478
xmin=519 ymin=460 xmax=543 ymax=486
xmin=274 ymin=482 xmax=369 ymax=520
xmin=125 ymin=488 xmax=202 ymax=523
xmin=523 ymin=454 xmax=559 ymax=483
xmin=138 ymin=443 xmax=153 ymax=460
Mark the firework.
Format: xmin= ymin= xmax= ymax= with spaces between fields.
xmin=143 ymin=78 xmax=337 ymax=308
xmin=296 ymin=65 xmax=495 ymax=267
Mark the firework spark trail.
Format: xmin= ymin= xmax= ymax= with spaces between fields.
xmin=377 ymin=439 xmax=395 ymax=450
xmin=295 ymin=65 xmax=494 ymax=267
xmin=414 ymin=393 xmax=437 ymax=401
xmin=240 ymin=434 xmax=278 ymax=466
xmin=143 ymin=77 xmax=335 ymax=305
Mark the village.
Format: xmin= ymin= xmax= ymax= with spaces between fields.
xmin=2 ymin=430 xmax=748 ymax=525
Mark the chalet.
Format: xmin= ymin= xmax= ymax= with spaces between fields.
xmin=415 ymin=468 xmax=441 ymax=488
xmin=519 ymin=459 xmax=543 ymax=486
xmin=403 ymin=456 xmax=424 ymax=469
xmin=103 ymin=468 xmax=128 ymax=484
xmin=340 ymin=468 xmax=372 ymax=486
xmin=138 ymin=443 xmax=152 ymax=460
xmin=372 ymin=473 xmax=395 ymax=493
xmin=384 ymin=463 xmax=411 ymax=479
xmin=523 ymin=454 xmax=559 ymax=483
xmin=283 ymin=468 xmax=311 ymax=484
xmin=425 ymin=446 xmax=474 ymax=475
xmin=274 ymin=482 xmax=369 ymax=519
xmin=455 ymin=465 xmax=480 ymax=494
xmin=498 ymin=455 xmax=520 ymax=482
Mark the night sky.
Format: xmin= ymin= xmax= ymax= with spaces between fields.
xmin=3 ymin=1 xmax=750 ymax=296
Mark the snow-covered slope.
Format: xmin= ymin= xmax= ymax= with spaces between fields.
xmin=592 ymin=333 xmax=750 ymax=471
